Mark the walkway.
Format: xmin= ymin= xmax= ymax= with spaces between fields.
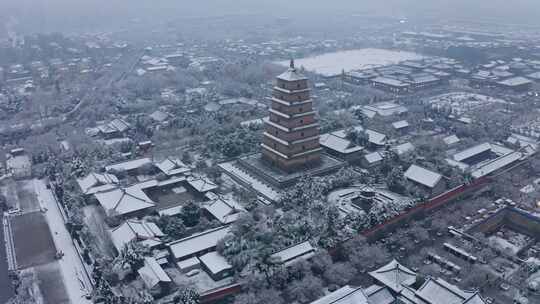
xmin=0 ymin=214 xmax=14 ymax=302
xmin=33 ymin=179 xmax=92 ymax=304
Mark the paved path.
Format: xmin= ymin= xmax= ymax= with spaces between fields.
xmin=0 ymin=214 xmax=14 ymax=302
xmin=33 ymin=179 xmax=92 ymax=304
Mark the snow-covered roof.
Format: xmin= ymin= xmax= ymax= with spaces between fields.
xmin=366 ymin=129 xmax=387 ymax=146
xmin=110 ymin=219 xmax=164 ymax=251
xmin=309 ymin=285 xmax=368 ymax=304
xmin=393 ymin=142 xmax=415 ymax=155
xmin=453 ymin=143 xmax=492 ymax=162
xmin=198 ymin=251 xmax=232 ymax=275
xmin=320 ymin=133 xmax=363 ymax=154
xmin=203 ymin=198 xmax=246 ymax=224
xmin=471 ymin=151 xmax=522 ymax=179
xmin=159 ymin=205 xmax=184 ymax=217
xmin=149 ymin=110 xmax=170 ymax=122
xmin=138 ymin=257 xmax=171 ymax=289
xmin=414 ymin=277 xmax=484 ymax=304
xmin=363 ymin=285 xmax=395 ymax=304
xmin=167 ymin=226 xmax=230 ymax=260
xmin=77 ymin=172 xmax=119 ymax=195
xmin=443 ymin=135 xmax=460 ymax=146
xmin=404 ymin=165 xmax=443 ymax=189
xmin=392 ymin=120 xmax=409 ymax=130
xmin=187 ymin=176 xmax=218 ymax=193
xmin=277 ymin=64 xmax=308 ymax=82
xmin=94 ymin=183 xmax=155 ymax=217
xmin=155 ymin=158 xmax=190 ymax=176
xmin=271 ymin=241 xmax=315 ymax=266
xmin=176 ymin=257 xmax=200 ymax=270
xmin=98 ymin=118 xmax=131 ymax=134
xmin=497 ymin=76 xmax=532 ymax=87
xmin=372 ymin=77 xmax=409 ymax=87
xmin=368 ymin=259 xmax=417 ymax=293
xmin=363 ymin=102 xmax=408 ymax=117
xmin=105 ymin=158 xmax=152 ymax=172
xmin=364 ymin=152 xmax=383 ymax=164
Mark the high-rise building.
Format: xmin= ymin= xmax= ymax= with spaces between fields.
xmin=261 ymin=60 xmax=322 ymax=172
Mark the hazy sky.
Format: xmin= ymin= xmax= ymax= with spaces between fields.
xmin=2 ymin=0 xmax=540 ymax=34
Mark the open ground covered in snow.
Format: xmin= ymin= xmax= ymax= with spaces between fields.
xmin=276 ymin=48 xmax=424 ymax=77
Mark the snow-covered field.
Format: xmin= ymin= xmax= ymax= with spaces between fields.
xmin=276 ymin=48 xmax=424 ymax=77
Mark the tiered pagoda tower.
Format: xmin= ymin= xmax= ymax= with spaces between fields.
xmin=261 ymin=60 xmax=322 ymax=173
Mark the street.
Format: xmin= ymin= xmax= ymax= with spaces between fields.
xmin=33 ymin=179 xmax=92 ymax=304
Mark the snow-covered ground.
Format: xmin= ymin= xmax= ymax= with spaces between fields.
xmin=276 ymin=48 xmax=424 ymax=77
xmin=33 ymin=179 xmax=92 ymax=304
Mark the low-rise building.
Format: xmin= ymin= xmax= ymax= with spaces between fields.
xmin=96 ymin=118 xmax=131 ymax=139
xmin=270 ymin=241 xmax=316 ymax=267
xmin=138 ymin=257 xmax=172 ymax=296
xmin=362 ymin=152 xmax=384 ymax=168
xmin=496 ymin=76 xmax=533 ymax=92
xmin=367 ymin=260 xmax=487 ymax=304
xmin=320 ymin=133 xmax=364 ymax=162
xmin=168 ymin=226 xmax=230 ymax=262
xmin=198 ymin=251 xmax=233 ymax=281
xmin=202 ymin=198 xmax=246 ymax=225
xmin=77 ymin=172 xmax=119 ymax=196
xmin=110 ymin=219 xmax=165 ymax=252
xmin=155 ymin=158 xmax=190 ymax=177
xmin=94 ymin=182 xmax=156 ymax=218
xmin=404 ymin=164 xmax=446 ymax=196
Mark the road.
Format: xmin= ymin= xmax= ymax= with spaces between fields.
xmin=0 ymin=214 xmax=14 ymax=303
xmin=33 ymin=179 xmax=92 ymax=304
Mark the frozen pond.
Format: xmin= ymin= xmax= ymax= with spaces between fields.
xmin=276 ymin=48 xmax=424 ymax=77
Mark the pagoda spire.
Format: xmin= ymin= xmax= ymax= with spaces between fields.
xmin=289 ymin=58 xmax=295 ymax=70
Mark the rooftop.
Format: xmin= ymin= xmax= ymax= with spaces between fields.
xmin=110 ymin=219 xmax=164 ymax=251
xmin=371 ymin=77 xmax=409 ymax=87
xmin=105 ymin=157 xmax=152 ymax=173
xmin=198 ymin=251 xmax=232 ymax=275
xmin=497 ymin=76 xmax=533 ymax=87
xmin=138 ymin=257 xmax=171 ymax=289
xmin=277 ymin=60 xmax=308 ymax=82
xmin=309 ymin=286 xmax=368 ymax=304
xmin=76 ymin=172 xmax=119 ymax=195
xmin=320 ymin=133 xmax=364 ymax=154
xmin=187 ymin=176 xmax=219 ymax=193
xmin=368 ymin=259 xmax=417 ymax=293
xmin=404 ymin=165 xmax=443 ymax=189
xmin=94 ymin=182 xmax=155 ymax=217
xmin=155 ymin=158 xmax=190 ymax=176
xmin=270 ymin=241 xmax=315 ymax=266
xmin=203 ymin=198 xmax=246 ymax=224
xmin=392 ymin=120 xmax=410 ymax=130
xmin=167 ymin=226 xmax=231 ymax=260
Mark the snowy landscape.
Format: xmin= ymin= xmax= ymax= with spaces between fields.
xmin=276 ymin=48 xmax=424 ymax=77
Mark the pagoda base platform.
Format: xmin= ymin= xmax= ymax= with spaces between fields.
xmin=237 ymin=153 xmax=346 ymax=189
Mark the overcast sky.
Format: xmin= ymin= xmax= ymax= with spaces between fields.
xmin=2 ymin=0 xmax=540 ymax=34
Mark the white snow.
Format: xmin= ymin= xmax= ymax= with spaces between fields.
xmin=276 ymin=48 xmax=424 ymax=77
xmin=33 ymin=179 xmax=93 ymax=304
xmin=488 ymin=235 xmax=520 ymax=255
xmin=219 ymin=161 xmax=281 ymax=202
